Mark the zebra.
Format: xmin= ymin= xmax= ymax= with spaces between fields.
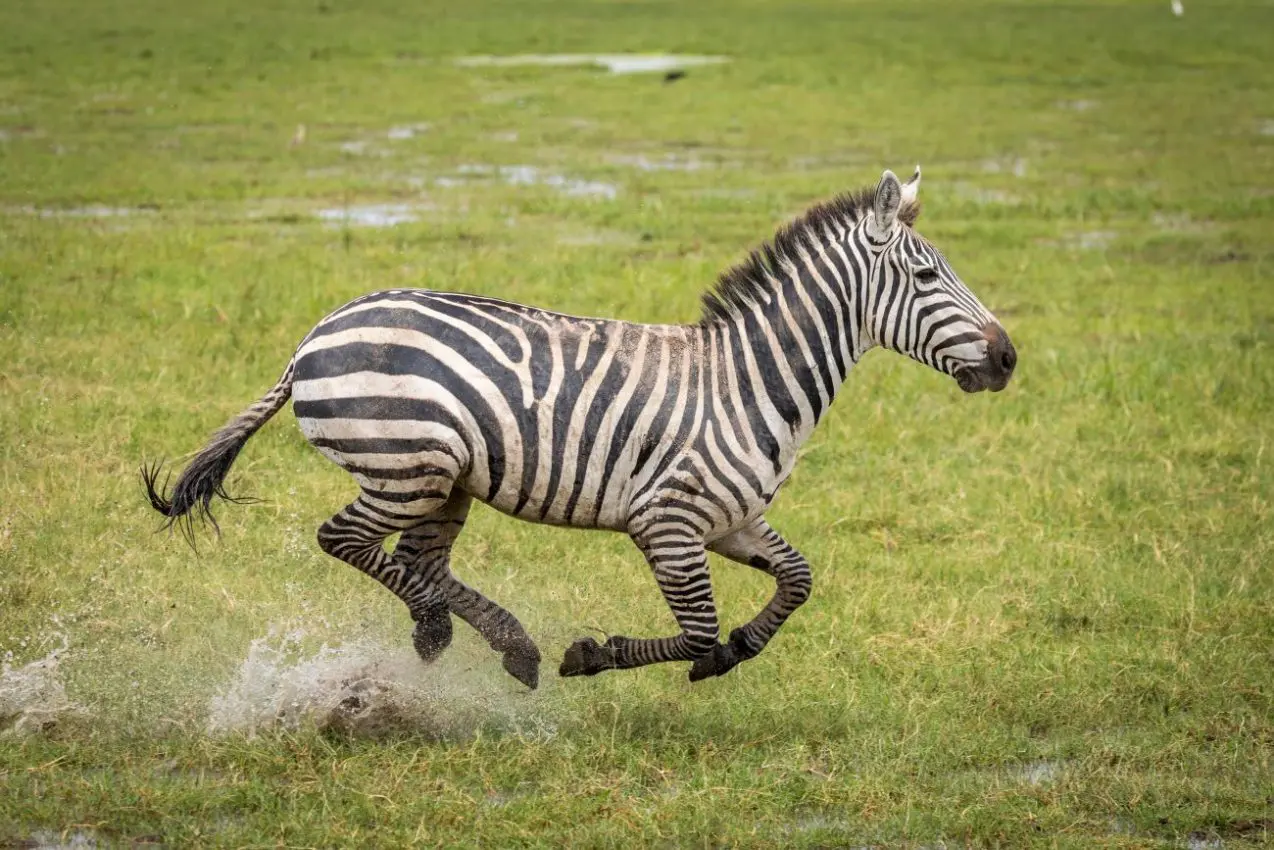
xmin=143 ymin=167 xmax=1016 ymax=690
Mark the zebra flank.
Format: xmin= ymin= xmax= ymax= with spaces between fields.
xmin=143 ymin=167 xmax=1016 ymax=689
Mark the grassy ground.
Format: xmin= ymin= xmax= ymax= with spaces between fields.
xmin=2 ymin=0 xmax=1272 ymax=845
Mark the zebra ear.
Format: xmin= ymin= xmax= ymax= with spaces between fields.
xmin=872 ymin=169 xmax=902 ymax=236
xmin=900 ymin=165 xmax=921 ymax=206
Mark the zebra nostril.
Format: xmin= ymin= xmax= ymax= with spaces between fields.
xmin=1000 ymin=349 xmax=1016 ymax=373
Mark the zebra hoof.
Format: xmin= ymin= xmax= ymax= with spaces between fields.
xmin=412 ymin=615 xmax=453 ymax=664
xmin=688 ymin=642 xmax=739 ymax=682
xmin=502 ymin=644 xmax=542 ymax=690
xmin=558 ymin=636 xmax=618 ymax=677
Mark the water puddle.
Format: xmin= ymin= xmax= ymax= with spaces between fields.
xmin=555 ymin=228 xmax=639 ymax=247
xmin=606 ymin=152 xmax=712 ymax=172
xmin=1152 ymin=212 xmax=1211 ymax=233
xmin=1187 ymin=835 xmax=1224 ymax=850
xmin=1040 ymin=230 xmax=1117 ymax=251
xmin=1056 ymin=99 xmax=1099 ymax=112
xmin=387 ymin=123 xmax=430 ymax=140
xmin=1013 ymin=759 xmax=1063 ymax=786
xmin=980 ymin=157 xmax=1028 ymax=177
xmin=20 ymin=829 xmax=101 ymax=849
xmin=1 ymin=635 xmax=81 ymax=736
xmin=439 ymin=164 xmax=617 ymax=199
xmin=2 ymin=205 xmax=152 ymax=219
xmin=953 ymin=183 xmax=1020 ymax=205
xmin=207 ymin=626 xmax=556 ymax=740
xmin=315 ymin=203 xmax=432 ymax=227
xmin=455 ymin=53 xmax=730 ymax=75
xmin=338 ymin=140 xmax=390 ymax=157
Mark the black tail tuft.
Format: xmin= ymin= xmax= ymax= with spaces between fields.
xmin=141 ymin=430 xmax=259 ymax=549
xmin=142 ymin=359 xmax=293 ymax=549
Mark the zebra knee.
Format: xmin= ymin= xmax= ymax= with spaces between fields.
xmin=316 ymin=521 xmax=342 ymax=557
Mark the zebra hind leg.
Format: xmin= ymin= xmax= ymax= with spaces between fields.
xmin=559 ymin=520 xmax=718 ymax=677
xmin=316 ymin=493 xmax=454 ymax=664
xmin=690 ymin=518 xmax=812 ymax=682
xmin=392 ymin=491 xmax=542 ymax=689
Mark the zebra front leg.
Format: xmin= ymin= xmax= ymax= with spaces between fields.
xmin=317 ymin=493 xmax=453 ymax=663
xmin=690 ymin=517 xmax=812 ymax=682
xmin=392 ymin=491 xmax=542 ymax=689
xmin=560 ymin=521 xmax=718 ymax=677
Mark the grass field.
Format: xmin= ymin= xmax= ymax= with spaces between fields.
xmin=2 ymin=0 xmax=1273 ymax=845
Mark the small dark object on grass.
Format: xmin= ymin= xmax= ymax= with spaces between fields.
xmin=664 ymin=69 xmax=686 ymax=83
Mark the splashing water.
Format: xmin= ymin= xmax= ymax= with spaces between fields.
xmin=1 ymin=635 xmax=82 ymax=735
xmin=207 ymin=626 xmax=557 ymax=740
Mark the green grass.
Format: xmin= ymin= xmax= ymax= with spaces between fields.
xmin=2 ymin=0 xmax=1272 ymax=845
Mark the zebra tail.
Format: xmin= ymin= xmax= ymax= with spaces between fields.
xmin=141 ymin=359 xmax=296 ymax=545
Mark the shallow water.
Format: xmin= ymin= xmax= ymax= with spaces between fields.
xmin=315 ymin=203 xmax=428 ymax=227
xmin=454 ymin=53 xmax=729 ymax=75
xmin=442 ymin=164 xmax=617 ymax=199
xmin=606 ymin=152 xmax=710 ymax=172
xmin=3 ymin=205 xmax=149 ymax=219
xmin=387 ymin=123 xmax=430 ymax=140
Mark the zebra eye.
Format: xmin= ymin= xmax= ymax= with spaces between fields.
xmin=915 ymin=267 xmax=940 ymax=283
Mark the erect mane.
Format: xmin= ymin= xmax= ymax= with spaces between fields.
xmin=698 ymin=185 xmax=921 ymax=325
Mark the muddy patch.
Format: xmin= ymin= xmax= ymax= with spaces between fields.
xmin=455 ymin=53 xmax=729 ymax=75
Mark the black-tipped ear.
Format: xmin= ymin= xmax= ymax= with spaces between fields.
xmin=873 ymin=169 xmax=902 ymax=233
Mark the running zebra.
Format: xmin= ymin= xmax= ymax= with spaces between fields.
xmin=143 ymin=167 xmax=1016 ymax=689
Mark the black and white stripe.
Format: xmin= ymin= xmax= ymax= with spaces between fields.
xmin=143 ymin=167 xmax=1015 ymax=688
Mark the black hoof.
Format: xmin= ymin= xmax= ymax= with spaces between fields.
xmin=412 ymin=614 xmax=454 ymax=664
xmin=559 ymin=636 xmax=620 ymax=677
xmin=688 ymin=629 xmax=754 ymax=682
xmin=502 ymin=643 xmax=542 ymax=690
xmin=688 ymin=643 xmax=738 ymax=681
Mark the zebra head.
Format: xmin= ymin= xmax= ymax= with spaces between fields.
xmin=863 ymin=167 xmax=1016 ymax=393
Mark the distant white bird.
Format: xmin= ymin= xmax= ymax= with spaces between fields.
xmin=1171 ymin=0 xmax=1184 ymax=16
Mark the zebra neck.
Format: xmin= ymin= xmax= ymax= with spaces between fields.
xmin=708 ymin=254 xmax=868 ymax=457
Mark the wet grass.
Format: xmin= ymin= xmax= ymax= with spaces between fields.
xmin=2 ymin=0 xmax=1272 ymax=846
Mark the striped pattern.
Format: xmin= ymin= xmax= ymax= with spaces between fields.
xmin=145 ymin=169 xmax=1013 ymax=687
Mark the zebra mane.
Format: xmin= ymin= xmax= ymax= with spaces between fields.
xmin=698 ymin=185 xmax=921 ymax=325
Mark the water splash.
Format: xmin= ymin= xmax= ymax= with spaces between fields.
xmin=207 ymin=626 xmax=556 ymax=740
xmin=1 ymin=635 xmax=81 ymax=735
